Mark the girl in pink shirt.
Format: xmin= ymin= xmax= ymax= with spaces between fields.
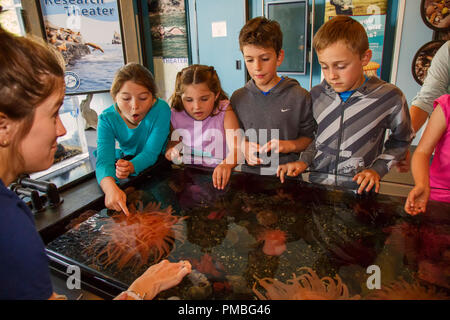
xmin=165 ymin=65 xmax=242 ymax=190
xmin=405 ymin=94 xmax=450 ymax=214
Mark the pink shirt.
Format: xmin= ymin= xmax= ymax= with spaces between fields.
xmin=170 ymin=100 xmax=229 ymax=167
xmin=429 ymin=94 xmax=450 ymax=203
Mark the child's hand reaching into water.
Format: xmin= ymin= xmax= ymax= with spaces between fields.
xmin=101 ymin=177 xmax=131 ymax=216
xmin=277 ymin=161 xmax=307 ymax=183
xmin=116 ymin=159 xmax=135 ymax=179
xmin=213 ymin=163 xmax=234 ymax=190
xmin=405 ymin=185 xmax=429 ymax=215
xmin=352 ymin=169 xmax=380 ymax=194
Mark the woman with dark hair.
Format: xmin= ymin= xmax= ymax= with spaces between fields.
xmin=0 ymin=10 xmax=190 ymax=299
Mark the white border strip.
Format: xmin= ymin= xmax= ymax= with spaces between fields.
xmin=309 ymin=0 xmax=316 ymax=90
xmin=390 ymin=0 xmax=406 ymax=85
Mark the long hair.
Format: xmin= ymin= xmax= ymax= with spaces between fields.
xmin=110 ymin=62 xmax=158 ymax=99
xmin=170 ymin=64 xmax=228 ymax=116
xmin=0 ymin=9 xmax=65 ymax=173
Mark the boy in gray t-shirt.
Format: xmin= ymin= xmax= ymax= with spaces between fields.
xmin=231 ymin=17 xmax=316 ymax=174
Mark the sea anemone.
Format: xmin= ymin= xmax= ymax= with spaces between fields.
xmin=256 ymin=210 xmax=278 ymax=226
xmin=189 ymin=253 xmax=225 ymax=278
xmin=253 ymin=267 xmax=360 ymax=300
xmin=258 ymin=229 xmax=287 ymax=256
xmin=86 ymin=201 xmax=187 ymax=271
xmin=365 ymin=279 xmax=449 ymax=300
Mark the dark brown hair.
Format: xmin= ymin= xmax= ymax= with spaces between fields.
xmin=170 ymin=64 xmax=228 ymax=115
xmin=0 ymin=16 xmax=65 ymax=172
xmin=313 ymin=15 xmax=369 ymax=56
xmin=111 ymin=62 xmax=158 ymax=99
xmin=238 ymin=16 xmax=283 ymax=55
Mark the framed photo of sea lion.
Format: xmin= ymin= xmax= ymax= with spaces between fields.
xmin=37 ymin=0 xmax=127 ymax=95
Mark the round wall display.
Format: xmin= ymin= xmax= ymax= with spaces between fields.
xmin=411 ymin=40 xmax=446 ymax=85
xmin=421 ymin=0 xmax=450 ymax=31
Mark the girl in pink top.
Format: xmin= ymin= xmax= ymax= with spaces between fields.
xmin=405 ymin=94 xmax=450 ymax=215
xmin=165 ymin=65 xmax=242 ymax=190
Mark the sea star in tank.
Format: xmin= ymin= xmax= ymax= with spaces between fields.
xmin=253 ymin=267 xmax=360 ymax=300
xmin=86 ymin=201 xmax=187 ymax=271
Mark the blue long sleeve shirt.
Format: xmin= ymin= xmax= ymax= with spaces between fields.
xmin=0 ymin=179 xmax=53 ymax=299
xmin=95 ymin=98 xmax=171 ymax=184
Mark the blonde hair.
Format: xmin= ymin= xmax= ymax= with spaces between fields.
xmin=313 ymin=15 xmax=369 ymax=56
xmin=239 ymin=16 xmax=283 ymax=56
xmin=111 ymin=63 xmax=158 ymax=99
xmin=0 ymin=18 xmax=65 ymax=172
xmin=170 ymin=64 xmax=228 ymax=115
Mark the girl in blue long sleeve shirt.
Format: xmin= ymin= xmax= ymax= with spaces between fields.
xmin=96 ymin=63 xmax=170 ymax=215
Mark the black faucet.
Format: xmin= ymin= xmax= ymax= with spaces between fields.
xmin=11 ymin=175 xmax=63 ymax=213
xmin=18 ymin=176 xmax=62 ymax=206
xmin=10 ymin=183 xmax=44 ymax=213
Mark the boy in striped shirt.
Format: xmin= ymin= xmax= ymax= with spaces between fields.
xmin=277 ymin=16 xmax=414 ymax=194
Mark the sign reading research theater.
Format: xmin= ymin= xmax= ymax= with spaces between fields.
xmin=40 ymin=0 xmax=126 ymax=95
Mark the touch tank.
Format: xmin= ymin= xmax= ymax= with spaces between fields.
xmin=45 ymin=164 xmax=450 ymax=300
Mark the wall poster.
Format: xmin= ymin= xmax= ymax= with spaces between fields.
xmin=149 ymin=0 xmax=189 ymax=101
xmin=39 ymin=0 xmax=126 ymax=95
xmin=324 ymin=0 xmax=388 ymax=78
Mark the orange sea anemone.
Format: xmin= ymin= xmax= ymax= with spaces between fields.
xmin=365 ymin=279 xmax=449 ymax=300
xmin=253 ymin=267 xmax=360 ymax=300
xmin=258 ymin=229 xmax=287 ymax=256
xmin=86 ymin=201 xmax=187 ymax=271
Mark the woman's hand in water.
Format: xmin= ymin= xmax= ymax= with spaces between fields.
xmin=126 ymin=260 xmax=192 ymax=300
xmin=213 ymin=163 xmax=234 ymax=190
xmin=115 ymin=159 xmax=134 ymax=179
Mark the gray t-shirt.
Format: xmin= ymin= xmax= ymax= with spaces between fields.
xmin=231 ymin=77 xmax=316 ymax=167
xmin=412 ymin=41 xmax=450 ymax=115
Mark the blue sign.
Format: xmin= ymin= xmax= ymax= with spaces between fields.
xmin=352 ymin=14 xmax=387 ymax=78
xmin=39 ymin=0 xmax=125 ymax=95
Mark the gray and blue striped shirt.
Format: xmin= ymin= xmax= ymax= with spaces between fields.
xmin=300 ymin=76 xmax=414 ymax=179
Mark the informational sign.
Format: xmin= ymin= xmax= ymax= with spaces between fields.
xmin=149 ymin=0 xmax=189 ymax=101
xmin=39 ymin=0 xmax=126 ymax=95
xmin=353 ymin=14 xmax=386 ymax=78
xmin=325 ymin=0 xmax=388 ymax=78
xmin=212 ymin=21 xmax=227 ymax=38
